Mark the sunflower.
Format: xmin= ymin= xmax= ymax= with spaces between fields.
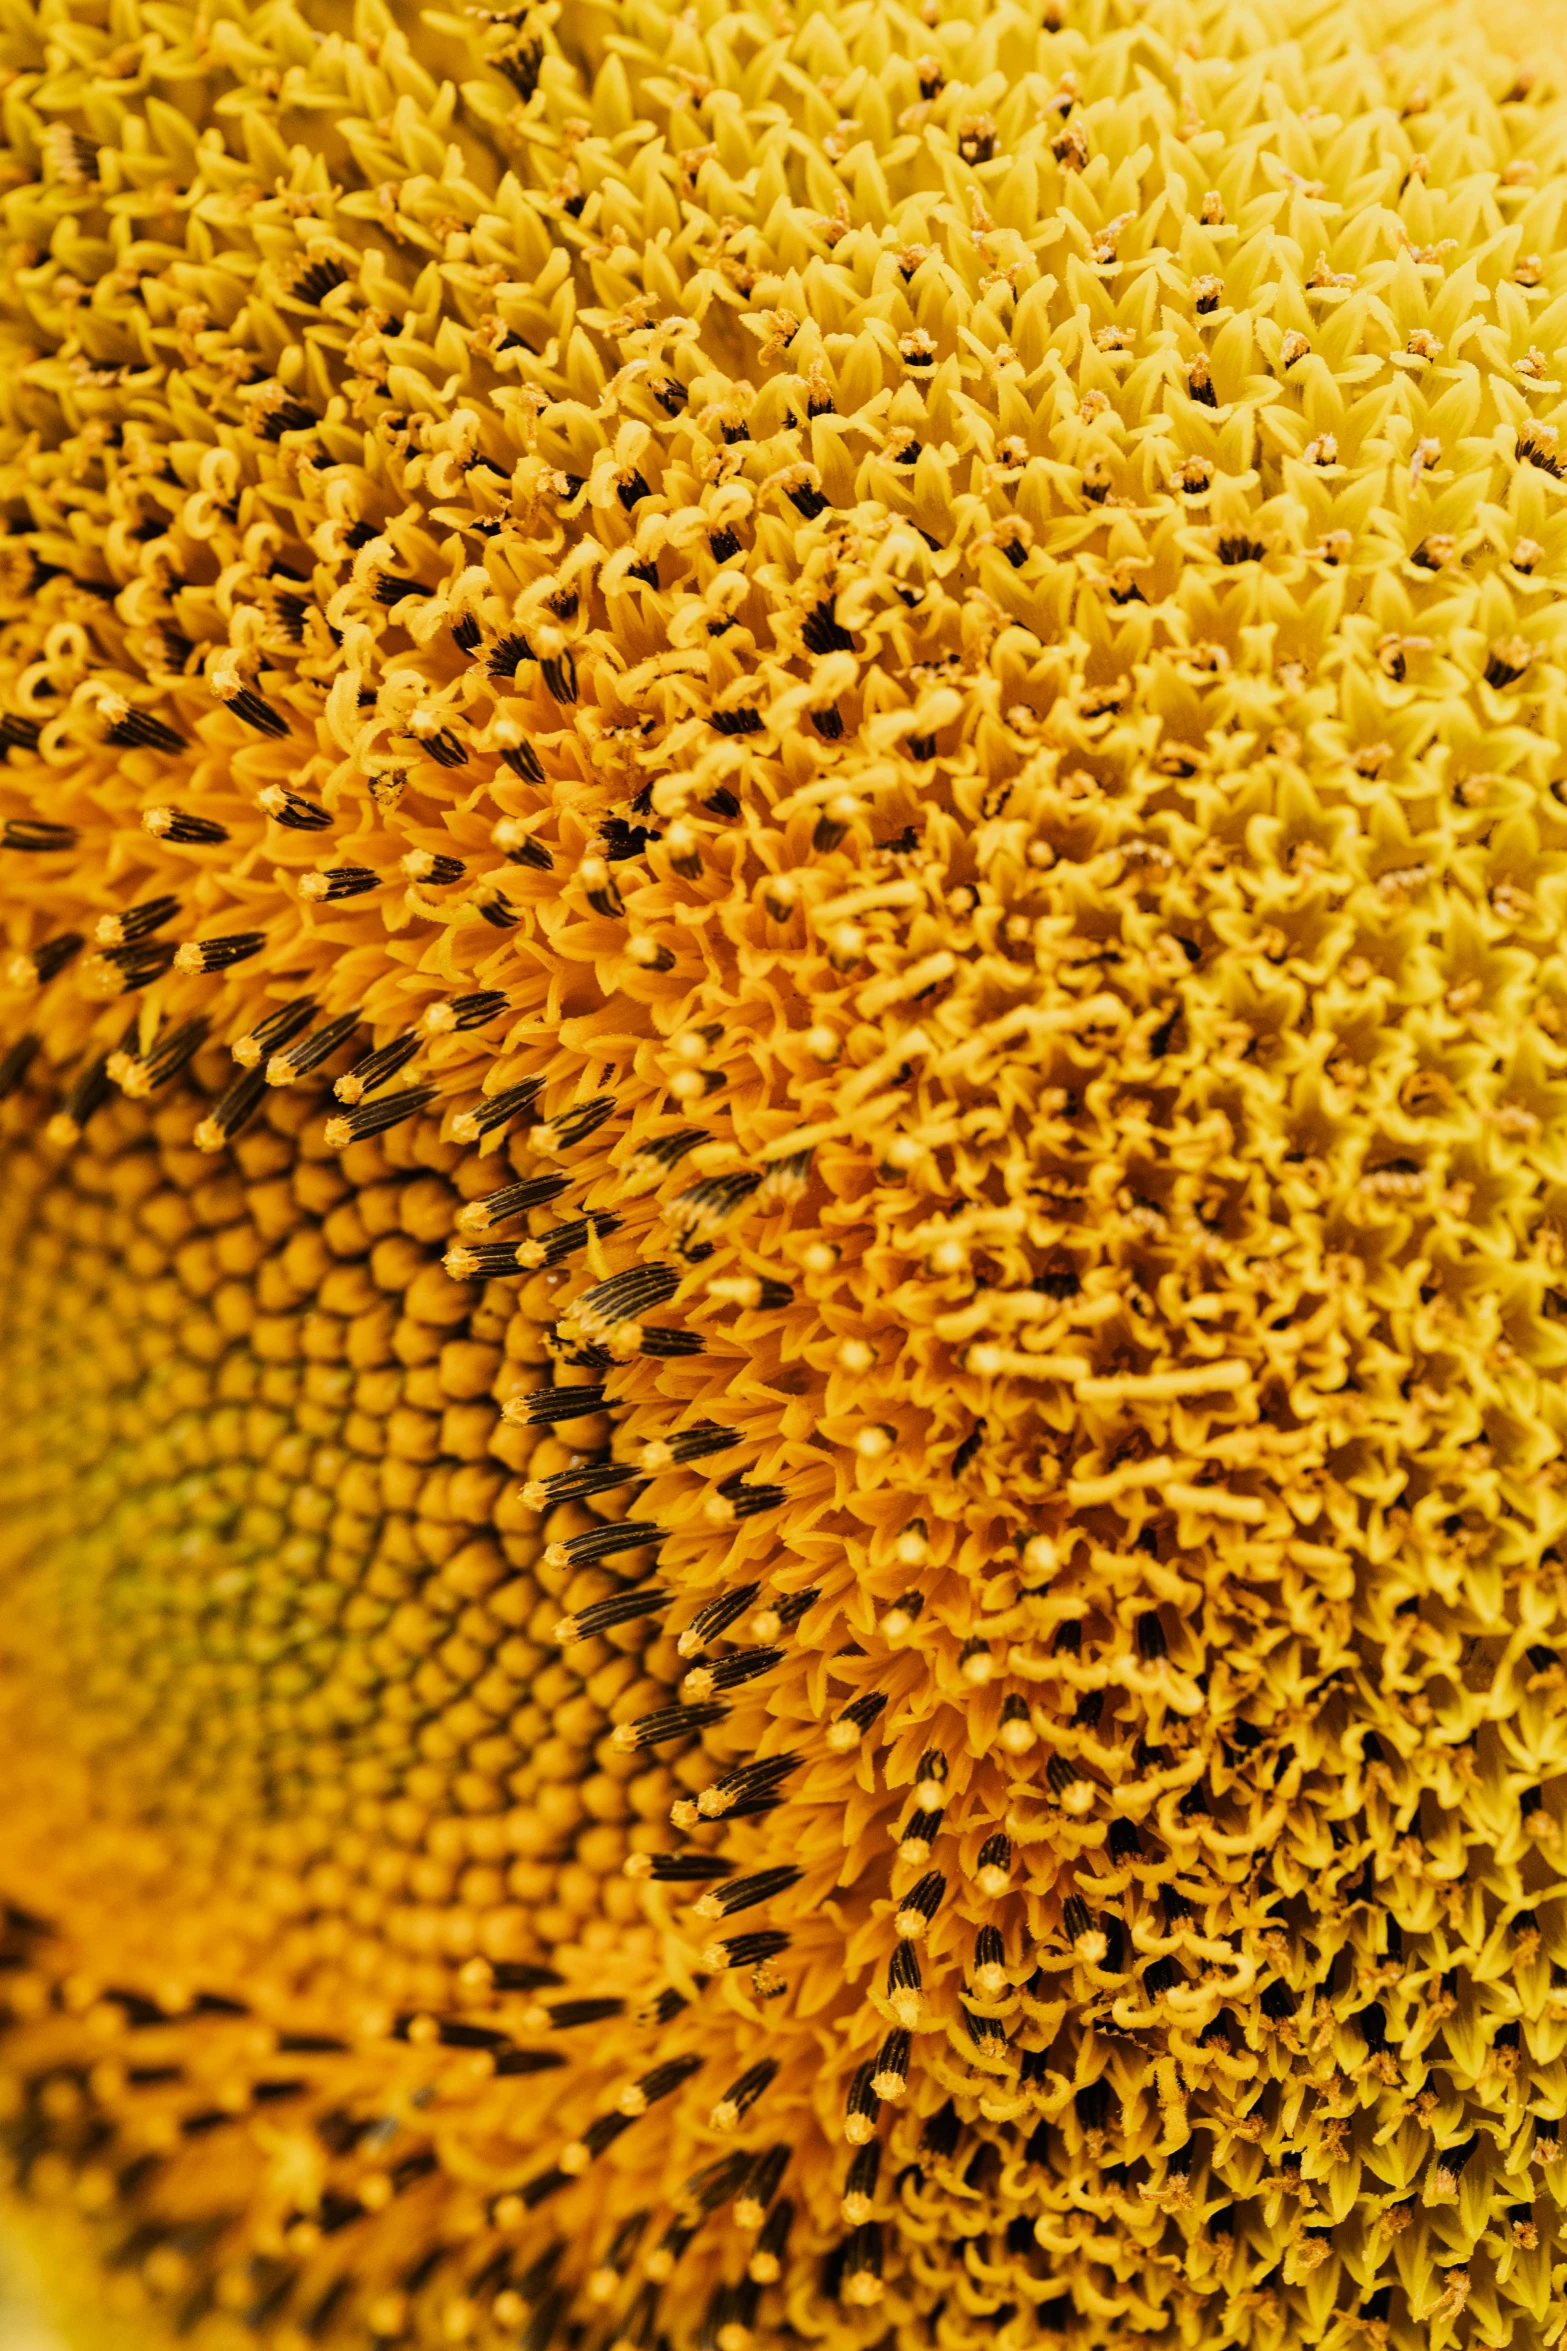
xmin=1 ymin=0 xmax=1566 ymax=2345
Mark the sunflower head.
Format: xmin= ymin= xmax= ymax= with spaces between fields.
xmin=1 ymin=0 xmax=1567 ymax=2346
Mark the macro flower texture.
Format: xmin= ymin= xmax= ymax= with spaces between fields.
xmin=8 ymin=0 xmax=1567 ymax=2343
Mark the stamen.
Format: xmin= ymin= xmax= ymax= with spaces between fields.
xmin=843 ymin=2060 xmax=880 ymax=2145
xmin=256 ymin=786 xmax=329 ymax=827
xmin=634 ymin=1326 xmax=705 ymax=1357
xmin=516 ymin=1212 xmax=624 ymax=1271
xmin=422 ymin=989 xmax=507 ymax=1033
xmin=193 ymin=1067 xmax=268 ymax=1151
xmin=587 ymin=2213 xmax=647 ymax=2302
xmin=641 ymin=2224 xmax=693 ymax=2283
xmin=880 ymin=1592 xmax=924 ymax=1640
xmin=222 ymin=683 xmax=290 ymax=736
xmin=998 ymin=1693 xmax=1036 ymax=1754
xmin=703 ymin=1478 xmax=785 ymax=1525
xmin=0 ymin=1034 xmax=39 ymax=1097
xmin=547 ymin=1519 xmax=663 ymax=1570
xmin=616 ymin=2055 xmax=703 ymax=2116
xmin=896 ymin=1810 xmax=943 ymax=1866
xmin=692 ymin=1755 xmax=800 ymax=1821
xmin=611 ymin=1702 xmax=729 ymax=1753
xmin=626 ymin=936 xmax=675 ymax=971
xmin=747 ymin=2197 xmax=793 ymax=2285
xmin=232 ymin=999 xmax=316 ymax=1068
xmin=733 ymin=2145 xmax=789 ymax=2230
xmin=895 ymin=1872 xmax=945 ymax=1939
xmin=111 ymin=1017 xmax=208 ymax=1099
xmin=0 ymin=715 xmax=42 ymax=756
xmin=692 ymin=1864 xmax=800 ymax=1920
xmin=841 ymin=2219 xmax=883 ymax=2304
xmin=827 ymin=1692 xmax=888 ymax=1752
xmin=265 ymin=1012 xmax=360 ymax=1086
xmin=679 ymin=1648 xmax=783 ymax=1705
xmin=524 ymin=1997 xmax=626 ymax=2031
xmin=675 ymin=2153 xmax=753 ymax=2223
xmin=571 ymin=1264 xmax=681 ymax=1335
xmin=486 ymin=1963 xmax=564 ymax=1993
xmin=886 ymin=1943 xmax=923 ymax=2027
xmin=401 ymin=851 xmax=467 ymax=887
xmin=335 ymin=1032 xmax=421 ymax=1103
xmin=488 ymin=637 xmax=535 ymax=683
xmin=323 ymin=1086 xmax=439 ymax=1145
xmin=709 ymin=2057 xmax=777 ymax=2132
xmin=842 ymin=2138 xmax=880 ymax=2223
xmin=534 ymin=1094 xmax=616 ymax=1153
xmin=511 ymin=1384 xmax=608 ymax=1426
xmin=103 ymin=704 xmax=185 ymax=752
xmin=519 ymin=2168 xmax=570 ymax=2210
xmin=748 ymin=1586 xmax=816 ymax=1641
xmin=677 ymin=1586 xmax=760 ymax=1657
xmin=638 ymin=1422 xmax=739 ymax=1472
xmin=634 ymin=1988 xmax=690 ymax=2028
xmin=90 ymin=939 xmax=178 ymax=992
xmin=554 ymin=1588 xmax=670 ymax=1644
xmin=521 ymin=1459 xmax=644 ymax=1510
xmin=667 ymin=1170 xmax=762 ymax=1236
xmin=449 ymin=1078 xmax=544 ymax=1142
xmin=622 ymin=1854 xmax=737 ymax=1884
xmin=495 ymin=820 xmax=551 ymax=863
xmin=705 ymin=1273 xmax=795 ymax=1310
xmin=173 ymin=932 xmax=266 ymax=974
xmin=2 ymin=820 xmax=75 ymax=852
xmin=94 ymin=895 xmax=180 ymax=947
xmin=618 ymin=1128 xmax=708 ymax=1192
xmin=7 ymin=933 xmax=83 ymax=988
xmin=45 ymin=1029 xmax=129 ymax=1147
xmin=699 ymin=1928 xmax=790 ymax=1971
xmin=455 ymin=1172 xmax=573 ymax=1231
xmin=974 ymin=1834 xmax=1013 ymax=1896
xmin=299 ymin=864 xmax=380 ymax=903
xmin=579 ymin=856 xmax=624 ymax=916
xmin=973 ymin=1924 xmax=1007 ymax=1997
